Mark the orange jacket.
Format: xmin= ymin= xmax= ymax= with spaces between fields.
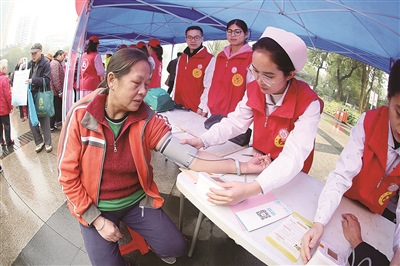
xmin=57 ymin=88 xmax=170 ymax=226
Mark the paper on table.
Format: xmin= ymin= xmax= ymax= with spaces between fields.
xmin=266 ymin=212 xmax=312 ymax=262
xmin=230 ymin=192 xmax=277 ymax=231
xmin=235 ymin=200 xmax=292 ymax=231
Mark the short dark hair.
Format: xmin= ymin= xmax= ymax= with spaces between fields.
xmin=388 ymin=59 xmax=400 ymax=99
xmin=186 ymin=26 xmax=203 ymax=36
xmin=252 ymin=37 xmax=295 ymax=76
xmin=226 ymin=19 xmax=248 ymax=33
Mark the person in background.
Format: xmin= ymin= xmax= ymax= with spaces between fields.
xmin=49 ymin=50 xmax=65 ymax=131
xmin=301 ymin=59 xmax=400 ymax=265
xmin=118 ymin=44 xmax=128 ymax=50
xmin=165 ymin=52 xmax=182 ymax=95
xmin=206 ymin=19 xmax=253 ymax=116
xmin=172 ymin=26 xmax=215 ymax=116
xmin=57 ymin=48 xmax=268 ymax=266
xmin=27 ymin=43 xmax=52 ymax=153
xmin=78 ymin=36 xmax=105 ymax=99
xmin=10 ymin=58 xmax=27 ymax=122
xmin=0 ymin=59 xmax=14 ymax=147
xmin=137 ymin=41 xmax=155 ymax=73
xmin=181 ymin=27 xmax=323 ymax=205
xmin=104 ymin=50 xmax=113 ymax=71
xmin=147 ymin=38 xmax=163 ymax=88
xmin=45 ymin=52 xmax=53 ymax=63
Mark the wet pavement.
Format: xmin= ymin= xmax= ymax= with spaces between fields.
xmin=0 ymin=110 xmax=352 ymax=266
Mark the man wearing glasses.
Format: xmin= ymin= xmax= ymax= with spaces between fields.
xmin=172 ymin=26 xmax=215 ymax=116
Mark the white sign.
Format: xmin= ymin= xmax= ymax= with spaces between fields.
xmin=369 ymin=91 xmax=378 ymax=107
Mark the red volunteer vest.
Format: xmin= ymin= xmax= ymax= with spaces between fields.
xmin=345 ymin=107 xmax=400 ymax=214
xmin=246 ymin=79 xmax=323 ymax=173
xmin=79 ymin=52 xmax=101 ymax=91
xmin=174 ymin=48 xmax=213 ymax=112
xmin=208 ymin=50 xmax=252 ymax=116
xmin=148 ymin=53 xmax=162 ymax=89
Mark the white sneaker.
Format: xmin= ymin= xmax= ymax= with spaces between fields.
xmin=45 ymin=145 xmax=52 ymax=153
xmin=161 ymin=257 xmax=176 ymax=264
xmin=35 ymin=142 xmax=44 ymax=153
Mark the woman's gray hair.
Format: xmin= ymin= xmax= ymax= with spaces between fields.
xmin=0 ymin=59 xmax=8 ymax=72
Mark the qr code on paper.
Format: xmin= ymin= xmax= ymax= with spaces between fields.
xmin=256 ymin=209 xmax=271 ymax=220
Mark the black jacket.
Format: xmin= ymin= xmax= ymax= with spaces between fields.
xmin=28 ymin=54 xmax=51 ymax=95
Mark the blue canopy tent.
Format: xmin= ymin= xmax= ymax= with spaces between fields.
xmin=64 ymin=0 xmax=400 ymax=116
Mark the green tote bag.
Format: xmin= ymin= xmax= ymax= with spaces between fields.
xmin=34 ymin=78 xmax=55 ymax=117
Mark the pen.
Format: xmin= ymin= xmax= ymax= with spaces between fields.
xmin=241 ymin=154 xmax=254 ymax=157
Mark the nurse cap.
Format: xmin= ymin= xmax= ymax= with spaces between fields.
xmin=261 ymin=27 xmax=307 ymax=72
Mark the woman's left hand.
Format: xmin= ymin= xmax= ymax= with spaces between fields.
xmin=94 ymin=217 xmax=124 ymax=242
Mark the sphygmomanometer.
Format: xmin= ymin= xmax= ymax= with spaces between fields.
xmin=159 ymin=134 xmax=242 ymax=175
xmin=159 ymin=134 xmax=199 ymax=168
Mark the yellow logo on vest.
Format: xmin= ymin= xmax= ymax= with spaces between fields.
xmin=274 ymin=128 xmax=289 ymax=147
xmin=378 ymin=191 xmax=393 ymax=205
xmin=193 ymin=68 xmax=202 ymax=78
xmin=232 ymin=73 xmax=243 ymax=86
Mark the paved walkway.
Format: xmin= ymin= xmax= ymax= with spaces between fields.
xmin=0 ymin=111 xmax=351 ymax=266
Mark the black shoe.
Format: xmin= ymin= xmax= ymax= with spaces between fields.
xmin=6 ymin=140 xmax=14 ymax=146
xmin=0 ymin=165 xmax=3 ymax=173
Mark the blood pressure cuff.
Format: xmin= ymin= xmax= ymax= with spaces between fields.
xmin=159 ymin=135 xmax=199 ymax=168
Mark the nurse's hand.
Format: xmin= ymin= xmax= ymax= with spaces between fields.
xmin=207 ymin=181 xmax=262 ymax=205
xmin=180 ymin=137 xmax=204 ymax=149
xmin=301 ymin=222 xmax=324 ymax=264
xmin=196 ymin=108 xmax=207 ymax=117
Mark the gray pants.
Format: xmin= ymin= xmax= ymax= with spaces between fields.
xmin=27 ymin=106 xmax=52 ymax=146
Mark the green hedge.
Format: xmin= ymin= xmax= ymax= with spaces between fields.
xmin=323 ymin=100 xmax=360 ymax=126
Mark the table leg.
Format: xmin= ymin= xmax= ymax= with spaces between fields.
xmin=188 ymin=211 xmax=204 ymax=257
xmin=179 ymin=192 xmax=185 ymax=231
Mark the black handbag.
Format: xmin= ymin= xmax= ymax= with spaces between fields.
xmin=204 ymin=114 xmax=252 ymax=146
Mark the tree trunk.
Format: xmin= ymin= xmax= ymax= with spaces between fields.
xmin=358 ymin=64 xmax=368 ymax=112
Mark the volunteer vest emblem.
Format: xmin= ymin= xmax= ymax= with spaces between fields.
xmin=81 ymin=58 xmax=89 ymax=71
xmin=378 ymin=191 xmax=393 ymax=205
xmin=232 ymin=73 xmax=243 ymax=86
xmin=193 ymin=65 xmax=203 ymax=78
xmin=274 ymin=129 xmax=288 ymax=147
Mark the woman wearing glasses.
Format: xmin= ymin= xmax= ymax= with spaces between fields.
xmin=182 ymin=26 xmax=323 ymax=205
xmin=206 ymin=19 xmax=253 ymax=117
